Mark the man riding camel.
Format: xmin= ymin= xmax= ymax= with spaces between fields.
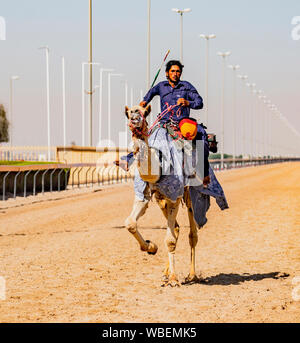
xmin=117 ymin=59 xmax=228 ymax=225
xmin=117 ymin=59 xmax=210 ymax=185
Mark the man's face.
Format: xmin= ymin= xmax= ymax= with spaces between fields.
xmin=166 ymin=65 xmax=182 ymax=83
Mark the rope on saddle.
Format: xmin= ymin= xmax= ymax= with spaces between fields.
xmin=148 ymin=102 xmax=183 ymax=141
xmin=129 ymin=103 xmax=184 ymax=141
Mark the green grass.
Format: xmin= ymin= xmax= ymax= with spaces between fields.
xmin=0 ymin=161 xmax=57 ymax=166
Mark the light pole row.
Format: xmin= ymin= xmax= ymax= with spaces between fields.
xmin=171 ymin=8 xmax=191 ymax=63
xmin=39 ymin=46 xmax=51 ymax=161
xmin=9 ymin=75 xmax=20 ymax=149
xmin=217 ymin=51 xmax=231 ymax=168
xmin=199 ymin=34 xmax=216 ymax=127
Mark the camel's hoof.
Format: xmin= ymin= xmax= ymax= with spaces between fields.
xmin=161 ymin=276 xmax=180 ymax=287
xmin=145 ymin=240 xmax=158 ymax=255
xmin=161 ymin=275 xmax=169 ymax=286
xmin=182 ymin=274 xmax=201 ymax=285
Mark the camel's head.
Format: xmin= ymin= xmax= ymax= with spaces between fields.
xmin=125 ymin=104 xmax=151 ymax=131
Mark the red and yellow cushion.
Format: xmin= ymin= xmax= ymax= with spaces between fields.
xmin=179 ymin=118 xmax=198 ymax=140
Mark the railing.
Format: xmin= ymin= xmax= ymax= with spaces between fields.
xmin=209 ymin=157 xmax=300 ymax=171
xmin=0 ymin=163 xmax=134 ymax=201
xmin=0 ymin=146 xmax=56 ymax=162
xmin=1 ymin=157 xmax=299 ymax=201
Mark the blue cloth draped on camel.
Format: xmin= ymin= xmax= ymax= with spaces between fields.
xmin=133 ymin=126 xmax=229 ymax=227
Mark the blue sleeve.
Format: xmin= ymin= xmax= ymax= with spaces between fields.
xmin=143 ymin=84 xmax=160 ymax=104
xmin=121 ymin=152 xmax=135 ymax=167
xmin=187 ymin=83 xmax=203 ymax=110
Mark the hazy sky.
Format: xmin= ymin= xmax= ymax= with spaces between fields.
xmin=0 ymin=0 xmax=300 ymax=153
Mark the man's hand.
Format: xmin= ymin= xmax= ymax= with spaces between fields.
xmin=114 ymin=160 xmax=129 ymax=172
xmin=203 ymin=175 xmax=210 ymax=187
xmin=139 ymin=101 xmax=147 ymax=108
xmin=177 ymin=98 xmax=190 ymax=107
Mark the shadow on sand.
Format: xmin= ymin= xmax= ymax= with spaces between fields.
xmin=182 ymin=272 xmax=290 ymax=286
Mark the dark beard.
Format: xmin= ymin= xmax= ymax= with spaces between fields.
xmin=167 ymin=77 xmax=180 ymax=87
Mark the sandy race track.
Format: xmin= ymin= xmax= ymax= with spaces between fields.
xmin=0 ymin=162 xmax=299 ymax=323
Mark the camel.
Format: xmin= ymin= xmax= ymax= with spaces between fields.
xmin=124 ymin=104 xmax=203 ymax=287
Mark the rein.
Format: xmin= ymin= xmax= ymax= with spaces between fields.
xmin=129 ymin=103 xmax=183 ymax=139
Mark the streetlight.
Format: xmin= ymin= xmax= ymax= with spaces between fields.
xmin=121 ymin=79 xmax=129 ymax=148
xmin=265 ymin=99 xmax=272 ymax=157
xmin=237 ymin=74 xmax=248 ymax=158
xmin=259 ymin=94 xmax=267 ymax=157
xmin=39 ymin=46 xmax=51 ymax=161
xmin=228 ymin=64 xmax=240 ymax=164
xmin=88 ymin=0 xmax=93 ymax=147
xmin=171 ymin=8 xmax=192 ymax=62
xmin=246 ymin=82 xmax=256 ymax=157
xmin=140 ymin=89 xmax=144 ymax=102
xmin=147 ymin=0 xmax=151 ymax=89
xmin=217 ymin=51 xmax=231 ymax=169
xmin=199 ymin=34 xmax=216 ymax=126
xmin=130 ymin=87 xmax=134 ymax=108
xmin=9 ymin=75 xmax=20 ymax=148
xmin=108 ymin=73 xmax=124 ymax=144
xmin=252 ymin=89 xmax=258 ymax=157
xmin=99 ymin=68 xmax=114 ymax=144
xmin=82 ymin=62 xmax=100 ymax=146
xmin=62 ymin=57 xmax=67 ymax=148
xmin=256 ymin=91 xmax=264 ymax=157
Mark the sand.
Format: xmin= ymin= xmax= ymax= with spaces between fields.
xmin=0 ymin=162 xmax=299 ymax=323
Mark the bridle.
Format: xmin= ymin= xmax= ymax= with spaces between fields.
xmin=128 ymin=103 xmax=183 ymax=139
xmin=128 ymin=110 xmax=149 ymax=139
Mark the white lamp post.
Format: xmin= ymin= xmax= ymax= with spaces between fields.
xmin=140 ymin=89 xmax=144 ymax=102
xmin=130 ymin=87 xmax=134 ymax=108
xmin=171 ymin=8 xmax=192 ymax=62
xmin=62 ymin=57 xmax=67 ymax=148
xmin=9 ymin=75 xmax=20 ymax=148
xmin=199 ymin=34 xmax=216 ymax=127
xmin=246 ymin=82 xmax=256 ymax=157
xmin=99 ymin=68 xmax=114 ymax=144
xmin=228 ymin=64 xmax=240 ymax=164
xmin=88 ymin=0 xmax=93 ymax=147
xmin=265 ymin=100 xmax=272 ymax=157
xmin=259 ymin=95 xmax=267 ymax=157
xmin=217 ymin=51 xmax=231 ymax=169
xmin=39 ymin=46 xmax=51 ymax=160
xmin=257 ymin=92 xmax=265 ymax=157
xmin=81 ymin=62 xmax=100 ymax=146
xmin=108 ymin=73 xmax=123 ymax=144
xmin=121 ymin=79 xmax=129 ymax=148
xmin=237 ymin=74 xmax=248 ymax=158
xmin=147 ymin=0 xmax=151 ymax=89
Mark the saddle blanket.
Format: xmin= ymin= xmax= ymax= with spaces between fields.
xmin=133 ymin=127 xmax=229 ymax=227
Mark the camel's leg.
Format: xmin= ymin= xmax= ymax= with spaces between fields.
xmin=184 ymin=205 xmax=199 ymax=283
xmin=162 ymin=221 xmax=180 ymax=282
xmin=162 ymin=198 xmax=181 ymax=287
xmin=125 ymin=196 xmax=158 ymax=255
xmin=155 ymin=192 xmax=180 ymax=230
xmin=183 ymin=187 xmax=200 ymax=283
xmin=155 ymin=193 xmax=180 ymax=281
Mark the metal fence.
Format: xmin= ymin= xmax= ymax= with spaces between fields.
xmin=0 ymin=163 xmax=134 ymax=201
xmin=0 ymin=146 xmax=57 ymax=162
xmin=1 ymin=157 xmax=299 ymax=201
xmin=209 ymin=157 xmax=300 ymax=171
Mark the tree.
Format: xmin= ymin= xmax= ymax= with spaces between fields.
xmin=0 ymin=105 xmax=9 ymax=143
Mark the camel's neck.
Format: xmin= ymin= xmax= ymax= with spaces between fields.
xmin=131 ymin=123 xmax=149 ymax=144
xmin=133 ymin=135 xmax=160 ymax=184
